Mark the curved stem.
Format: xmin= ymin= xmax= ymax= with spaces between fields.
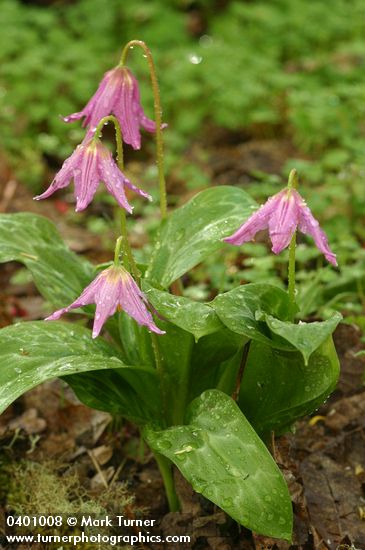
xmin=287 ymin=168 xmax=298 ymax=191
xmin=95 ymin=115 xmax=140 ymax=281
xmin=114 ymin=236 xmax=124 ymax=266
xmin=120 ymin=40 xmax=167 ymax=220
xmin=119 ymin=209 xmax=140 ymax=283
xmin=94 ymin=114 xmax=122 ymax=167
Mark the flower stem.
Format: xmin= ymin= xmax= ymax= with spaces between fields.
xmin=95 ymin=115 xmax=140 ymax=282
xmin=114 ymin=236 xmax=123 ymax=266
xmin=287 ymin=168 xmax=298 ymax=191
xmin=287 ymin=169 xmax=299 ymax=320
xmin=119 ymin=209 xmax=140 ymax=283
xmin=232 ymin=340 xmax=251 ymax=402
xmin=153 ymin=452 xmax=180 ymax=512
xmin=120 ymin=40 xmax=167 ymax=220
xmin=288 ymin=232 xmax=297 ymax=320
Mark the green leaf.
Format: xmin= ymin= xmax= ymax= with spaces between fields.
xmin=239 ymin=337 xmax=340 ymax=438
xmin=188 ymin=329 xmax=244 ymax=400
xmin=65 ymin=367 xmax=161 ymax=425
xmin=0 ymin=321 xmax=160 ymax=424
xmin=156 ymin=320 xmax=194 ymax=425
xmin=212 ymin=283 xmax=292 ymax=348
xmin=142 ymin=282 xmax=223 ymax=341
xmin=146 ymin=186 xmax=256 ymax=288
xmin=0 ymin=213 xmax=94 ymax=307
xmin=265 ymin=313 xmax=342 ymax=364
xmin=145 ymin=390 xmax=292 ymax=540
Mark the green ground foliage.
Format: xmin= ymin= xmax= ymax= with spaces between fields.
xmin=2 ymin=0 xmax=365 ymax=185
xmin=1 ymin=0 xmax=365 ymax=327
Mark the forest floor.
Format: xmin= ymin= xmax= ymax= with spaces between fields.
xmin=0 ymin=137 xmax=364 ymax=549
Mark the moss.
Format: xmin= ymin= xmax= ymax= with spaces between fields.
xmin=5 ymin=459 xmax=134 ymax=550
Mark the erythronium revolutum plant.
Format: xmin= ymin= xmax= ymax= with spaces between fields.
xmin=0 ymin=40 xmax=341 ymax=541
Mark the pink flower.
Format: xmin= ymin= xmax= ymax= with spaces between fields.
xmin=34 ymin=137 xmax=151 ymax=212
xmin=224 ymin=188 xmax=337 ymax=266
xmin=46 ymin=266 xmax=165 ymax=338
xmin=63 ymin=66 xmax=166 ymax=150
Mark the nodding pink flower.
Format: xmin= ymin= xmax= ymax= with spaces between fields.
xmin=63 ymin=66 xmax=166 ymax=150
xmin=224 ymin=188 xmax=337 ymax=266
xmin=34 ymin=137 xmax=151 ymax=212
xmin=46 ymin=266 xmax=165 ymax=338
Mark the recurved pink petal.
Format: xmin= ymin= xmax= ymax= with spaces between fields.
xmin=63 ymin=68 xmax=116 ymax=128
xmin=98 ymin=149 xmax=133 ymax=213
xmin=119 ymin=273 xmax=165 ymax=334
xmin=268 ymin=190 xmax=299 ymax=254
xmin=92 ymin=273 xmax=120 ymax=338
xmin=123 ymin=175 xmax=152 ymax=201
xmin=138 ymin=112 xmax=168 ymax=134
xmin=139 ymin=112 xmax=157 ymax=133
xmin=224 ymin=194 xmax=281 ymax=246
xmin=73 ymin=143 xmax=100 ymax=212
xmin=34 ymin=150 xmax=76 ymax=201
xmin=45 ymin=273 xmax=103 ymax=321
xmin=298 ymin=199 xmax=337 ymax=266
xmin=62 ymin=111 xmax=85 ymax=124
xmin=114 ymin=74 xmax=141 ymax=150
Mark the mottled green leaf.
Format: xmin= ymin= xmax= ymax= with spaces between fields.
xmin=66 ymin=367 xmax=161 ymax=425
xmin=0 ymin=321 xmax=159 ymax=424
xmin=239 ymin=337 xmax=340 ymax=437
xmin=188 ymin=329 xmax=244 ymax=400
xmin=0 ymin=213 xmax=94 ymax=307
xmin=146 ymin=186 xmax=256 ymax=288
xmin=142 ymin=282 xmax=223 ymax=340
xmin=265 ymin=313 xmax=342 ymax=364
xmin=156 ymin=319 xmax=194 ymax=425
xmin=212 ymin=283 xmax=292 ymax=348
xmin=145 ymin=390 xmax=292 ymax=540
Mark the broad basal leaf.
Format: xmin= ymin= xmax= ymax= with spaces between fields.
xmin=188 ymin=329 xmax=244 ymax=400
xmin=65 ymin=367 xmax=161 ymax=424
xmin=142 ymin=282 xmax=223 ymax=341
xmin=265 ymin=312 xmax=342 ymax=364
xmin=212 ymin=283 xmax=292 ymax=348
xmin=212 ymin=284 xmax=341 ymax=361
xmin=155 ymin=320 xmax=194 ymax=425
xmin=239 ymin=337 xmax=340 ymax=437
xmin=145 ymin=390 xmax=292 ymax=540
xmin=0 ymin=213 xmax=94 ymax=307
xmin=0 ymin=321 xmax=160 ymax=424
xmin=146 ymin=186 xmax=256 ymax=288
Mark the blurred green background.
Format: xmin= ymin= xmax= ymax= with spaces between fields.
xmin=2 ymin=0 xmax=365 ymax=186
xmin=1 ymin=0 xmax=365 ymax=320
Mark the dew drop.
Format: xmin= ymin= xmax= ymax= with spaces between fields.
xmin=188 ymin=53 xmax=202 ymax=65
xmin=158 ymin=439 xmax=172 ymax=450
